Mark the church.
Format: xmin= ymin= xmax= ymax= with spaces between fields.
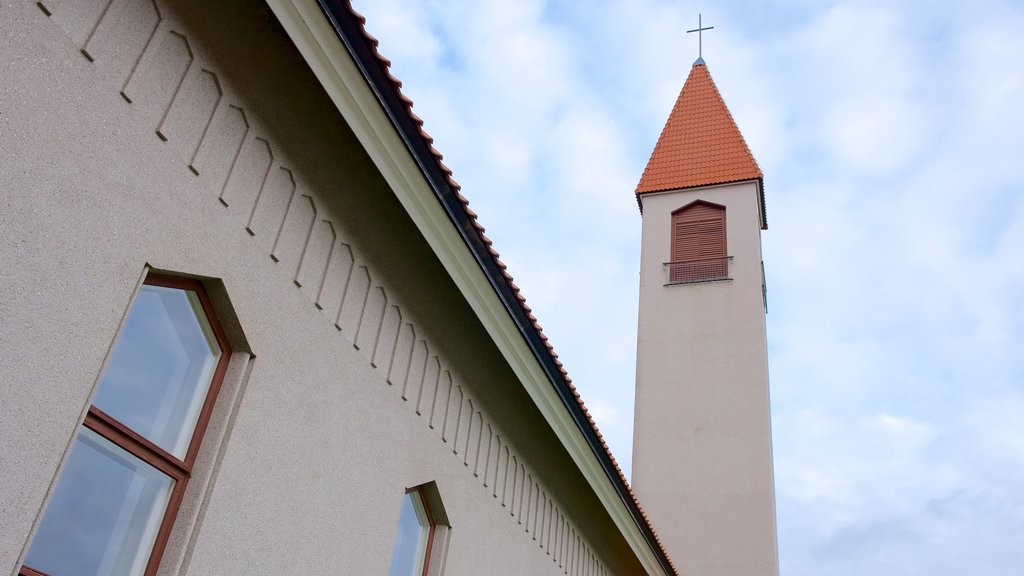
xmin=0 ymin=1 xmax=777 ymax=575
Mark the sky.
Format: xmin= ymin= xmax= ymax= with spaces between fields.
xmin=351 ymin=1 xmax=1024 ymax=574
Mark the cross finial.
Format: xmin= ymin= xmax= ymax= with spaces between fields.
xmin=686 ymin=13 xmax=714 ymax=63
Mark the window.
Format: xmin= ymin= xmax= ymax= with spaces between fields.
xmin=389 ymin=489 xmax=434 ymax=576
xmin=668 ymin=200 xmax=728 ymax=283
xmin=388 ymin=483 xmax=451 ymax=576
xmin=21 ymin=275 xmax=230 ymax=576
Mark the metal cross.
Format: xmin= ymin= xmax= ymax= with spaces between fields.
xmin=686 ymin=14 xmax=714 ymax=59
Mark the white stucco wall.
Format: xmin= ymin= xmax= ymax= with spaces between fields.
xmin=0 ymin=1 xmax=646 ymax=574
xmin=632 ymin=182 xmax=779 ymax=576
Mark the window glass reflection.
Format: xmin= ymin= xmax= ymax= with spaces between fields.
xmin=24 ymin=427 xmax=173 ymax=576
xmin=388 ymin=491 xmax=430 ymax=576
xmin=93 ymin=285 xmax=220 ymax=458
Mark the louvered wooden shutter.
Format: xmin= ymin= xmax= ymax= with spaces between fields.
xmin=672 ymin=221 xmax=701 ymax=262
xmin=670 ymin=203 xmax=726 ymax=281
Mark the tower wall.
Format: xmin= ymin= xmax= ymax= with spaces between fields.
xmin=632 ymin=180 xmax=778 ymax=576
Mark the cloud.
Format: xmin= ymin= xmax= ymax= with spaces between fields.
xmin=866 ymin=414 xmax=934 ymax=447
xmin=353 ymin=1 xmax=1024 ymax=574
xmin=825 ymin=95 xmax=929 ymax=175
xmin=800 ymin=489 xmax=1024 ymax=576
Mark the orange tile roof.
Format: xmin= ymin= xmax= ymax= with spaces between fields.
xmin=636 ymin=61 xmax=762 ymax=196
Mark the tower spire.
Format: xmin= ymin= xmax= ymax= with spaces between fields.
xmin=631 ymin=55 xmax=778 ymax=576
xmin=635 ymin=62 xmax=764 ymax=227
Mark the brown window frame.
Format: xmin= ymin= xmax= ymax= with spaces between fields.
xmin=414 ymin=486 xmax=437 ymax=576
xmin=668 ymin=200 xmax=729 ymax=283
xmin=20 ymin=274 xmax=231 ymax=576
xmin=395 ymin=481 xmax=451 ymax=576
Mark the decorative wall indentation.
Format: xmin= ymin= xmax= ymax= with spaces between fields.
xmin=387 ymin=322 xmax=414 ymax=387
xmin=429 ymin=370 xmax=451 ymax=431
xmin=157 ymin=68 xmax=222 ymax=165
xmin=415 ymin=356 xmax=439 ymax=417
xmin=478 ymin=423 xmax=492 ymax=478
xmin=473 ymin=412 xmax=485 ymax=471
xmin=85 ymin=0 xmax=161 ymax=73
xmin=402 ymin=340 xmax=427 ymax=402
xmin=542 ymin=498 xmax=551 ymax=549
xmin=79 ymin=0 xmax=115 ymax=60
xmin=292 ymin=215 xmax=323 ymax=288
xmin=460 ymin=399 xmax=476 ymax=465
xmin=219 ymin=136 xmax=271 ymax=207
xmin=317 ymin=241 xmax=353 ymax=317
xmin=534 ymin=483 xmax=543 ymax=538
xmin=336 ymin=265 xmax=369 ymax=333
xmin=246 ymin=166 xmax=294 ymax=241
xmin=517 ymin=463 xmax=527 ymax=522
xmin=306 ymin=220 xmax=338 ymax=298
xmin=195 ymin=104 xmax=248 ymax=179
xmin=452 ymin=396 xmax=469 ymax=456
xmin=36 ymin=1 xmax=611 ymax=571
xmin=443 ymin=383 xmax=462 ymax=445
xmin=354 ymin=286 xmax=386 ymax=353
xmin=498 ymin=445 xmax=510 ymax=503
xmin=372 ymin=305 xmax=401 ymax=370
xmin=558 ymin=516 xmax=565 ymax=565
xmin=38 ymin=0 xmax=110 ymax=47
xmin=481 ymin=427 xmax=494 ymax=485
xmin=270 ymin=193 xmax=316 ymax=266
xmin=505 ymin=455 xmax=517 ymax=508
xmin=122 ymin=29 xmax=192 ymax=110
xmin=483 ymin=432 xmax=498 ymax=489
xmin=526 ymin=477 xmax=536 ymax=533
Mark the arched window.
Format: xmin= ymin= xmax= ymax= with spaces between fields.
xmin=669 ymin=201 xmax=728 ymax=282
xmin=21 ymin=275 xmax=230 ymax=576
xmin=389 ymin=483 xmax=451 ymax=576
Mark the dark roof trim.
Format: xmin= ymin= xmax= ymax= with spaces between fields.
xmin=638 ymin=176 xmax=767 ymax=230
xmin=313 ymin=1 xmax=676 ymax=573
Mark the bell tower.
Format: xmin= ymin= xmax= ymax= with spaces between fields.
xmin=631 ymin=58 xmax=779 ymax=576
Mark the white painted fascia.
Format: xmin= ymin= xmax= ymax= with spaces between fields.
xmin=260 ymin=1 xmax=671 ymax=574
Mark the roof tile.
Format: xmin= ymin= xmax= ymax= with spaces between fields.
xmin=636 ymin=62 xmax=761 ymax=195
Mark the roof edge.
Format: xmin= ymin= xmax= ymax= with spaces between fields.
xmin=280 ymin=0 xmax=679 ymax=573
xmin=636 ymin=174 xmax=760 ymax=196
xmin=634 ymin=61 xmax=765 ymax=221
xmin=637 ymin=176 xmax=768 ymax=230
